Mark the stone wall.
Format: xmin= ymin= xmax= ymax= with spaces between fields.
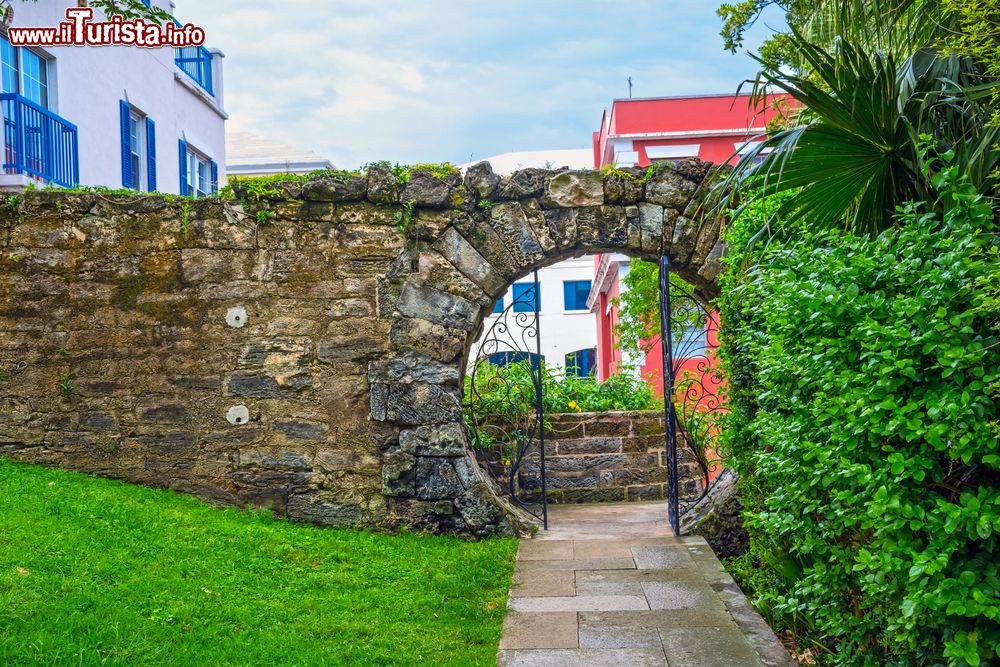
xmin=0 ymin=160 xmax=722 ymax=536
xmin=539 ymin=411 xmax=669 ymax=503
xmin=514 ymin=411 xmax=703 ymax=504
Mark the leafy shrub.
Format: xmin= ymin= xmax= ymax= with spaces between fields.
xmin=464 ymin=360 xmax=661 ymax=419
xmin=719 ymin=161 xmax=1000 ymax=665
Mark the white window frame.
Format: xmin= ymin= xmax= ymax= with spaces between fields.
xmin=186 ymin=147 xmax=211 ymax=198
xmin=128 ymin=109 xmax=146 ymax=192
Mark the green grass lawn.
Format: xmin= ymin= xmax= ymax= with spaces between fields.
xmin=0 ymin=459 xmax=518 ymax=666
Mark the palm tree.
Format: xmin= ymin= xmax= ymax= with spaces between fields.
xmin=712 ymin=7 xmax=999 ymax=238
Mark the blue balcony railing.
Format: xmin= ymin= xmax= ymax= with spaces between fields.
xmin=1 ymin=93 xmax=79 ymax=188
xmin=175 ymin=45 xmax=214 ymax=96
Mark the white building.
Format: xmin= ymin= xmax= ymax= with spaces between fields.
xmin=0 ymin=0 xmax=226 ymax=194
xmin=226 ymin=130 xmax=333 ymax=178
xmin=463 ymin=149 xmax=599 ymax=376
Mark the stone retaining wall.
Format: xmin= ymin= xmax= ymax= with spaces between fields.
xmin=0 ymin=160 xmax=722 ymax=536
xmin=538 ymin=411 xmax=698 ymax=503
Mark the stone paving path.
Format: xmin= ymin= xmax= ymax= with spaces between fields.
xmin=497 ymin=502 xmax=795 ymax=667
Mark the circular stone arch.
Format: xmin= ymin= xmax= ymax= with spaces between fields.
xmin=369 ymin=160 xmax=724 ymax=537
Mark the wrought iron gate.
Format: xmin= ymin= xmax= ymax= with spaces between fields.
xmin=464 ymin=259 xmax=723 ymax=535
xmin=465 ymin=271 xmax=548 ymax=529
xmin=658 ymin=256 xmax=725 ymax=536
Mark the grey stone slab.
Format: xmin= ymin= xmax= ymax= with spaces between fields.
xmin=581 ymin=609 xmax=739 ymax=629
xmin=576 ymin=568 xmax=705 ymax=585
xmin=642 ymin=580 xmax=726 ymax=612
xmin=574 ymin=540 xmax=633 ymax=560
xmin=516 ymin=558 xmax=636 ymax=572
xmin=658 ymin=626 xmax=762 ymax=667
xmin=510 ymin=570 xmax=576 ymax=598
xmin=519 ymin=539 xmax=573 ymax=561
xmin=510 ymin=595 xmax=650 ymax=613
xmin=631 ymin=546 xmax=692 ymax=569
xmin=499 ymin=611 xmax=579 ymax=650
xmin=498 ymin=648 xmax=668 ymax=667
xmin=578 ymin=615 xmax=663 ymax=649
xmin=575 ymin=581 xmax=644 ymax=597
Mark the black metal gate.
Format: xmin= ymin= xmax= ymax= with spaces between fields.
xmin=464 ymin=259 xmax=723 ymax=535
xmin=658 ymin=256 xmax=725 ymax=536
xmin=465 ymin=271 xmax=548 ymax=529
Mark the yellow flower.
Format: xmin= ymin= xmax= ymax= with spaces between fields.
xmin=568 ymin=400 xmax=582 ymax=413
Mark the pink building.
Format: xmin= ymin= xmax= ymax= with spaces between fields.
xmin=588 ymin=93 xmax=784 ymax=394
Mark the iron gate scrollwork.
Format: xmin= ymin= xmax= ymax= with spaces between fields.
xmin=658 ymin=256 xmax=726 ymax=536
xmin=465 ymin=271 xmax=548 ymax=529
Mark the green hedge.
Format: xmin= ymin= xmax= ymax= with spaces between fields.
xmin=719 ymin=168 xmax=1000 ymax=664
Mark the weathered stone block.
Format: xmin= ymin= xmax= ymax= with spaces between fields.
xmin=399 ymin=423 xmax=467 ymax=457
xmin=416 ymin=457 xmax=464 ymax=500
xmin=384 ymin=382 xmax=462 ymax=426
xmin=273 ymin=420 xmax=327 ymax=441
xmin=299 ymin=174 xmax=368 ymax=202
xmin=464 ymin=161 xmax=500 ymax=201
xmin=396 ymin=282 xmax=478 ymax=332
xmin=366 ymin=166 xmax=401 ymax=204
xmin=413 ymin=250 xmax=491 ymax=307
xmin=382 ymin=448 xmax=416 ymax=497
xmin=645 ymin=168 xmax=699 ymax=208
xmin=287 ymin=494 xmax=363 ymax=526
xmin=432 ymin=227 xmax=506 ymax=297
xmin=401 ymin=171 xmax=454 ymax=208
xmin=541 ymin=171 xmax=604 ymax=208
xmin=499 ymin=168 xmax=547 ymax=200
xmin=576 ymin=206 xmax=628 ymax=250
xmin=368 ymin=350 xmax=460 ymax=386
xmin=489 ymin=202 xmax=547 ymax=268
xmin=388 ymin=314 xmax=467 ymax=363
xmin=603 ymin=170 xmax=645 ymax=205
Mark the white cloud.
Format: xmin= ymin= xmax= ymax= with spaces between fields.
xmin=175 ymin=0 xmax=781 ymax=169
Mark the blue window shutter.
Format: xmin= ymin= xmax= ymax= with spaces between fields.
xmin=210 ymin=160 xmax=218 ymax=193
xmin=145 ymin=117 xmax=156 ymax=192
xmin=120 ymin=100 xmax=132 ymax=188
xmin=512 ymin=282 xmax=540 ymax=313
xmin=178 ymin=139 xmax=187 ymax=195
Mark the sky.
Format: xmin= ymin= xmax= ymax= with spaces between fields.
xmin=173 ymin=0 xmax=785 ymax=170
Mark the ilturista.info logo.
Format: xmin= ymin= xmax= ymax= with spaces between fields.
xmin=7 ymin=7 xmax=205 ymax=48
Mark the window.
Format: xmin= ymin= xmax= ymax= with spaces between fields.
xmin=128 ymin=110 xmax=144 ymax=190
xmin=1 ymin=40 xmax=17 ymax=95
xmin=0 ymin=38 xmax=49 ymax=107
xmin=179 ymin=140 xmax=217 ymax=197
xmin=119 ymin=102 xmax=155 ymax=191
xmin=674 ymin=326 xmax=708 ymax=358
xmin=488 ymin=351 xmax=543 ymax=371
xmin=492 ymin=298 xmax=504 ymax=314
xmin=565 ymin=348 xmax=597 ymax=377
xmin=563 ymin=280 xmax=591 ymax=311
xmin=512 ymin=282 xmax=540 ymax=313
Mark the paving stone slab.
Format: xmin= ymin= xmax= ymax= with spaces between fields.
xmin=573 ymin=540 xmax=634 ymax=560
xmin=574 ymin=581 xmax=645 ymax=597
xmin=516 ymin=557 xmax=636 ymax=572
xmin=580 ymin=609 xmax=740 ymax=629
xmin=510 ymin=570 xmax=576 ymax=598
xmin=576 ymin=568 xmax=705 ymax=584
xmin=642 ymin=580 xmax=727 ymax=611
xmin=518 ymin=539 xmax=574 ymax=561
xmin=631 ymin=546 xmax=693 ymax=569
xmin=499 ymin=611 xmax=579 ymax=650
xmin=509 ymin=594 xmax=649 ymax=613
xmin=497 ymin=647 xmax=669 ymax=667
xmin=578 ymin=615 xmax=663 ymax=649
xmin=658 ymin=625 xmax=762 ymax=667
